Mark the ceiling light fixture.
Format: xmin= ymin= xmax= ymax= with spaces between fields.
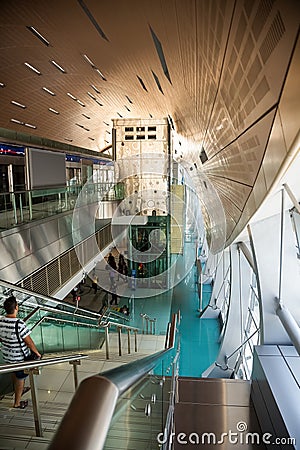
xmin=24 ymin=123 xmax=37 ymax=129
xmin=51 ymin=60 xmax=66 ymax=73
xmin=67 ymin=92 xmax=77 ymax=100
xmin=42 ymin=87 xmax=55 ymax=96
xmin=0 ymin=82 xmax=6 ymax=88
xmin=95 ymin=68 xmax=106 ymax=81
xmin=95 ymin=99 xmax=103 ymax=106
xmin=48 ymin=108 xmax=59 ymax=114
xmin=24 ymin=62 xmax=41 ymax=75
xmin=83 ymin=54 xmax=95 ymax=67
xmin=91 ymin=84 xmax=100 ymax=93
xmin=11 ymin=100 xmax=26 ymax=108
xmin=26 ymin=26 xmax=50 ymax=46
xmin=87 ymin=91 xmax=96 ymax=100
xmin=82 ymin=113 xmax=90 ymax=119
xmin=11 ymin=118 xmax=24 ymax=125
xmin=77 ymin=99 xmax=86 ymax=107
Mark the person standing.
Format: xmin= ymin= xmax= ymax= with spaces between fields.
xmin=0 ymin=296 xmax=41 ymax=409
xmin=91 ymin=274 xmax=98 ymax=294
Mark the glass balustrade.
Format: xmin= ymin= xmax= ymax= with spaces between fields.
xmin=103 ymin=320 xmax=179 ymax=449
xmin=0 ymin=181 xmax=124 ymax=230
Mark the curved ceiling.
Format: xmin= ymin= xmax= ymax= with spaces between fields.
xmin=0 ymin=0 xmax=299 ymax=248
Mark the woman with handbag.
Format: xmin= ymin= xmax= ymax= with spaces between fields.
xmin=0 ymin=295 xmax=41 ymax=409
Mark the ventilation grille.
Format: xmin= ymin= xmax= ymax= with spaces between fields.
xmin=18 ymin=223 xmax=112 ymax=297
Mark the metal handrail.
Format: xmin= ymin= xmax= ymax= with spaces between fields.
xmin=0 ymin=353 xmax=88 ymax=374
xmin=48 ymin=312 xmax=179 ymax=450
xmin=23 ymin=303 xmax=99 ymax=325
xmin=0 ymin=278 xmax=101 ymax=320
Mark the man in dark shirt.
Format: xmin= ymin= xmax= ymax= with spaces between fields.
xmin=0 ymin=296 xmax=41 ymax=408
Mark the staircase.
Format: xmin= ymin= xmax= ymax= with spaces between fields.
xmin=0 ymin=334 xmax=166 ymax=449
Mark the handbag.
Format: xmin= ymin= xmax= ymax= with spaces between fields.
xmin=15 ymin=320 xmax=41 ymax=361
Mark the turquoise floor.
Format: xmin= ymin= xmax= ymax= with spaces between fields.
xmin=170 ymin=267 xmax=220 ymax=377
xmin=126 ymin=247 xmax=221 ymax=378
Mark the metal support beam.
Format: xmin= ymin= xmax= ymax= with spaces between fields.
xmin=276 ymin=299 xmax=300 ymax=356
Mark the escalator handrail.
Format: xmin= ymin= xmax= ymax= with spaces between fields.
xmin=0 ymin=278 xmax=101 ymax=319
xmin=48 ymin=312 xmax=179 ymax=450
xmin=0 ymin=353 xmax=88 ymax=374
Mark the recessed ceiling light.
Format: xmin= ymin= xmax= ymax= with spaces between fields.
xmin=95 ymin=69 xmax=106 ymax=81
xmin=87 ymin=91 xmax=96 ymax=100
xmin=124 ymin=105 xmax=130 ymax=111
xmin=11 ymin=100 xmax=26 ymax=108
xmin=0 ymin=82 xmax=6 ymax=88
xmin=67 ymin=92 xmax=77 ymax=100
xmin=83 ymin=54 xmax=95 ymax=67
xmin=77 ymin=99 xmax=85 ymax=107
xmin=24 ymin=62 xmax=41 ymax=75
xmin=88 ymin=137 xmax=95 ymax=141
xmin=51 ymin=60 xmax=66 ymax=73
xmin=103 ymin=121 xmax=109 ymax=126
xmin=91 ymin=84 xmax=100 ymax=93
xmin=11 ymin=118 xmax=24 ymax=125
xmin=117 ymin=112 xmax=123 ymax=118
xmin=125 ymin=95 xmax=133 ymax=104
xmin=65 ymin=138 xmax=73 ymax=142
xmin=24 ymin=123 xmax=37 ymax=129
xmin=106 ymin=130 xmax=111 ymax=134
xmin=95 ymin=99 xmax=103 ymax=106
xmin=42 ymin=87 xmax=55 ymax=96
xmin=48 ymin=108 xmax=59 ymax=114
xmin=82 ymin=113 xmax=90 ymax=119
xmin=26 ymin=26 xmax=50 ymax=46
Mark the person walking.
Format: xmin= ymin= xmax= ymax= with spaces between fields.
xmin=0 ymin=296 xmax=41 ymax=409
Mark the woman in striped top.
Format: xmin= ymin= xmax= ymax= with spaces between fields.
xmin=0 ymin=296 xmax=41 ymax=408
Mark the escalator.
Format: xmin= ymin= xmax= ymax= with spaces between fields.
xmin=0 ymin=279 xmax=134 ymax=397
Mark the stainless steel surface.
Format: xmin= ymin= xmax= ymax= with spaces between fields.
xmin=48 ymin=376 xmax=119 ymax=450
xmin=276 ymin=302 xmax=300 ymax=356
xmin=29 ymin=369 xmax=43 ymax=437
xmin=175 ymin=378 xmax=265 ymax=449
xmin=251 ymin=346 xmax=299 ymax=449
xmin=178 ymin=377 xmax=251 ymax=406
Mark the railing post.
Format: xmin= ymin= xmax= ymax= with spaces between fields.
xmin=134 ymin=330 xmax=137 ymax=352
xmin=127 ymin=329 xmax=131 ymax=354
xmin=146 ymin=318 xmax=149 ymax=335
xmin=28 ymin=368 xmax=43 ymax=437
xmin=118 ymin=327 xmax=122 ymax=356
xmin=105 ymin=326 xmax=110 ymax=359
xmin=70 ymin=360 xmax=81 ymax=389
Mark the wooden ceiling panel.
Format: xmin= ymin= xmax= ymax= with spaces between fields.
xmin=0 ymin=0 xmax=299 ymax=245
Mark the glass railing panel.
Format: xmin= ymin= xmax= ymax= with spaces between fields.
xmin=103 ymin=355 xmax=174 ymax=449
xmin=0 ymin=182 xmax=125 ymax=230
